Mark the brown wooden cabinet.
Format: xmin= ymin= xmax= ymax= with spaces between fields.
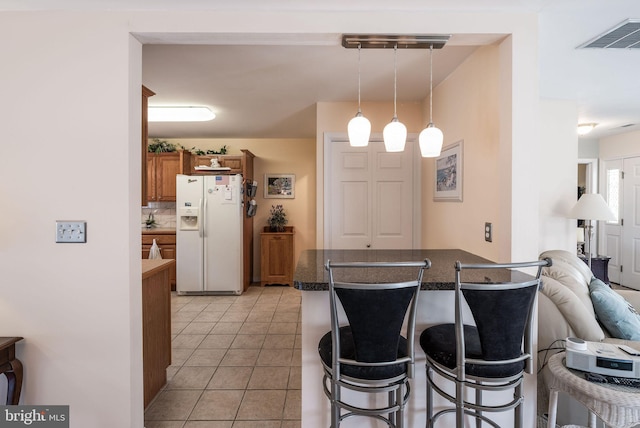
xmin=146 ymin=151 xmax=190 ymax=203
xmin=141 ymin=86 xmax=155 ymax=206
xmin=260 ymin=226 xmax=295 ymax=286
xmin=142 ymin=232 xmax=176 ymax=290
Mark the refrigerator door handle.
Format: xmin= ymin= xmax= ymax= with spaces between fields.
xmin=199 ymin=197 xmax=205 ymax=238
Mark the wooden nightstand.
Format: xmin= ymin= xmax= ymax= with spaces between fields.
xmin=260 ymin=226 xmax=295 ymax=286
xmin=581 ymin=255 xmax=611 ymax=285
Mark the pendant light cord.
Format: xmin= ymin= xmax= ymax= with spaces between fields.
xmin=357 ymin=43 xmax=362 ymax=114
xmin=429 ymin=44 xmax=433 ymax=124
xmin=393 ymin=43 xmax=398 ymax=118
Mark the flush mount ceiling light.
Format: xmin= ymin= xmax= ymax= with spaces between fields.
xmin=419 ymin=45 xmax=444 ymax=157
xmin=148 ymin=106 xmax=215 ymax=122
xmin=577 ymin=123 xmax=597 ymax=136
xmin=383 ymin=44 xmax=407 ymax=152
xmin=347 ymin=43 xmax=371 ymax=147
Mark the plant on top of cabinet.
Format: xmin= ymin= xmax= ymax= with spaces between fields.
xmin=148 ymin=138 xmax=178 ymax=153
xmin=189 ymin=145 xmax=227 ymax=155
xmin=267 ymin=204 xmax=288 ymax=232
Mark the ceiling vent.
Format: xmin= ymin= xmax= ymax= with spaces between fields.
xmin=579 ymin=19 xmax=640 ymax=49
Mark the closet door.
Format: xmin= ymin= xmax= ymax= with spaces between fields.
xmin=327 ymin=139 xmax=415 ymax=250
xmin=621 ymin=156 xmax=640 ymax=289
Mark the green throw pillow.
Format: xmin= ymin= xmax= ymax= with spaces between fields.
xmin=589 ymin=277 xmax=640 ymax=340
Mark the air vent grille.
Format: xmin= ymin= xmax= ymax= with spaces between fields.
xmin=579 ymin=19 xmax=640 ymax=49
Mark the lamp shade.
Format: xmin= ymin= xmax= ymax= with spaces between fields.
xmin=569 ymin=193 xmax=616 ymax=221
xmin=348 ymin=113 xmax=371 ymax=147
xmin=419 ymin=124 xmax=444 ymax=157
xmin=383 ymin=118 xmax=407 ymax=152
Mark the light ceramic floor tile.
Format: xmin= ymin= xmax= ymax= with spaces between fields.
xmin=168 ymin=366 xmax=216 ymax=389
xmin=181 ymin=322 xmax=216 ymax=335
xmin=247 ymin=366 xmax=290 ymax=390
xmin=198 ymin=334 xmax=235 ymax=349
xmin=262 ymin=334 xmax=295 ymax=349
xmin=220 ymin=349 xmax=260 ymax=367
xmin=144 ymin=389 xmax=202 ymax=420
xmin=267 ymin=323 xmax=297 ymax=335
xmin=184 ymin=349 xmax=227 ymax=367
xmin=236 ymin=390 xmax=286 ymax=420
xmin=231 ymin=334 xmax=266 ymax=349
xmin=210 ymin=323 xmax=243 ymax=335
xmin=207 ymin=367 xmax=253 ymax=390
xmin=190 ymin=390 xmax=244 ymax=420
xmin=172 ymin=334 xmax=206 ymax=349
xmin=146 ymin=286 xmax=301 ymax=427
xmin=282 ymin=390 xmax=301 ymax=420
xmin=256 ymin=349 xmax=293 ymax=366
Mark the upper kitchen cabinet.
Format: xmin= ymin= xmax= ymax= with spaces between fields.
xmin=146 ymin=151 xmax=190 ymax=203
xmin=141 ymin=86 xmax=155 ymax=206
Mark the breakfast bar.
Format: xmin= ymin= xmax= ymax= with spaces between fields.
xmin=295 ymin=249 xmax=539 ymax=428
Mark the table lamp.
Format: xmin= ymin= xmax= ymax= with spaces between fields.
xmin=569 ymin=193 xmax=616 ymax=269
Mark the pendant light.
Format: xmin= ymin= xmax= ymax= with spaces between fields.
xmin=383 ymin=44 xmax=407 ymax=152
xmin=348 ymin=44 xmax=371 ymax=147
xmin=419 ymin=45 xmax=444 ymax=157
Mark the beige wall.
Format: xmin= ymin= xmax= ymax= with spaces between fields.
xmin=167 ymin=139 xmax=316 ymax=280
xmin=599 ymin=130 xmax=640 ymax=160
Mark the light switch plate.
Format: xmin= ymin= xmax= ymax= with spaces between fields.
xmin=56 ymin=221 xmax=87 ymax=243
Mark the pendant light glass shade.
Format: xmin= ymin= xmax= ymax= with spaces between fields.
xmin=384 ymin=118 xmax=407 ymax=152
xmin=420 ymin=45 xmax=444 ymax=157
xmin=348 ymin=112 xmax=371 ymax=147
xmin=419 ymin=124 xmax=444 ymax=157
xmin=383 ymin=45 xmax=406 ymax=152
xmin=348 ymin=44 xmax=371 ymax=147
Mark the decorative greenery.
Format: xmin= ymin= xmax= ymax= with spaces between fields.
xmin=144 ymin=212 xmax=158 ymax=229
xmin=267 ymin=204 xmax=288 ymax=232
xmin=148 ymin=138 xmax=178 ymax=153
xmin=189 ymin=145 xmax=228 ymax=155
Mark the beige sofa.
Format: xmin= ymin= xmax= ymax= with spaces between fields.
xmin=537 ymin=249 xmax=640 ymax=412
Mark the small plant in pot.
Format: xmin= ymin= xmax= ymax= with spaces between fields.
xmin=267 ymin=204 xmax=287 ymax=232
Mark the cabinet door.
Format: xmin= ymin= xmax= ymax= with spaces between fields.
xmin=261 ymin=233 xmax=294 ymax=285
xmin=156 ymin=154 xmax=180 ymax=202
xmin=146 ymin=155 xmax=157 ymax=202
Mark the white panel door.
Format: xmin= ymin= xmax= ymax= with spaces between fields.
xmin=603 ymin=160 xmax=622 ymax=284
xmin=328 ymin=139 xmax=415 ymax=250
xmin=621 ymin=156 xmax=640 ymax=289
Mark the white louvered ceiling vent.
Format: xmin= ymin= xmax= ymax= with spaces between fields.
xmin=579 ymin=19 xmax=640 ymax=49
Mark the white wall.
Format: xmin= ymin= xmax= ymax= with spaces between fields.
xmin=0 ymin=6 xmax=568 ymax=428
xmin=599 ymin=129 xmax=640 ymax=160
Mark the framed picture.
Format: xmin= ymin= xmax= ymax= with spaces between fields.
xmin=264 ymin=173 xmax=295 ymax=199
xmin=434 ymin=140 xmax=463 ymax=202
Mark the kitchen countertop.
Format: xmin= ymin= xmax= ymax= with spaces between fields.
xmin=142 ymin=228 xmax=176 ymax=234
xmin=294 ymin=249 xmax=535 ymax=291
xmin=142 ymin=259 xmax=175 ymax=280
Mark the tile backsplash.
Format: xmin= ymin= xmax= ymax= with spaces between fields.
xmin=142 ymin=202 xmax=176 ymax=229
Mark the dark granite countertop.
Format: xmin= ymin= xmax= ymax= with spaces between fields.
xmin=294 ymin=249 xmax=535 ymax=291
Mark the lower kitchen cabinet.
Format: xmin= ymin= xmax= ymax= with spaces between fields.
xmin=260 ymin=226 xmax=294 ymax=286
xmin=142 ymin=231 xmax=176 ymax=291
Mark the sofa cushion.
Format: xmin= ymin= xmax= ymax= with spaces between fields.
xmin=540 ymin=276 xmax=605 ymax=342
xmin=540 ymin=251 xmax=596 ymax=318
xmin=589 ymin=277 xmax=640 ymax=340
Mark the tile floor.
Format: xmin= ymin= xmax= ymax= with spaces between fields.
xmin=144 ymin=285 xmax=302 ymax=428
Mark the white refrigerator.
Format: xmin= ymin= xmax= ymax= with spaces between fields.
xmin=176 ymin=174 xmax=243 ymax=295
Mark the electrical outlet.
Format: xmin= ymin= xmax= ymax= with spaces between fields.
xmin=56 ymin=221 xmax=87 ymax=243
xmin=484 ymin=222 xmax=492 ymax=242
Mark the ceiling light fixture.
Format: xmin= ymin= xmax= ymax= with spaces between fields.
xmin=419 ymin=44 xmax=444 ymax=157
xmin=347 ymin=43 xmax=371 ymax=147
xmin=383 ymin=44 xmax=407 ymax=152
xmin=148 ymin=106 xmax=215 ymax=122
xmin=577 ymin=123 xmax=597 ymax=136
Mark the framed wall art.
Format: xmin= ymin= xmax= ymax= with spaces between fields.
xmin=264 ymin=173 xmax=295 ymax=199
xmin=434 ymin=140 xmax=463 ymax=202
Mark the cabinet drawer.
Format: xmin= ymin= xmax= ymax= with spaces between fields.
xmin=142 ymin=234 xmax=176 ymax=245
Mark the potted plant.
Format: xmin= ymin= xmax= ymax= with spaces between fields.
xmin=267 ymin=204 xmax=287 ymax=232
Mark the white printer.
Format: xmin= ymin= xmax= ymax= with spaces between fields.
xmin=566 ymin=339 xmax=640 ymax=379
